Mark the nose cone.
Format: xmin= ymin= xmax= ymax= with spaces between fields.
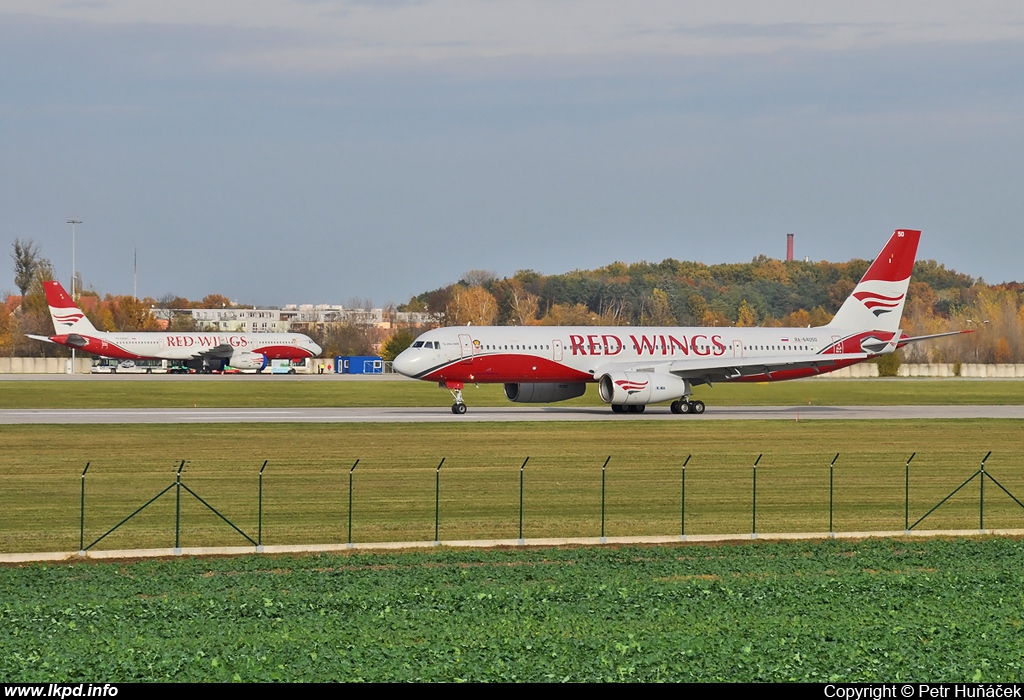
xmin=309 ymin=339 xmax=323 ymax=356
xmin=392 ymin=348 xmax=417 ymax=378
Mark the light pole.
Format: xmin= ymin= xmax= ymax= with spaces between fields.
xmin=67 ymin=219 xmax=82 ymax=372
xmin=966 ymin=319 xmax=989 ymax=363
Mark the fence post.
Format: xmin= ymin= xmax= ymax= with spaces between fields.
xmin=174 ymin=460 xmax=186 ymax=554
xmin=434 ymin=458 xmax=445 ymax=545
xmin=904 ymin=453 xmax=916 ymax=533
xmin=980 ymin=451 xmax=991 ymax=532
xmin=518 ymin=457 xmax=529 ymax=545
xmin=600 ymin=456 xmax=610 ymax=543
xmin=79 ymin=462 xmax=90 ymax=555
xmin=348 ymin=459 xmax=359 ymax=548
xmin=680 ymin=455 xmax=691 ymax=540
xmin=257 ymin=460 xmax=267 ymax=552
xmin=752 ymin=454 xmax=762 ymax=538
xmin=829 ymin=454 xmax=839 ymax=537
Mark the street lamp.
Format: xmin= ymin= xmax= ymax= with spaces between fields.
xmin=966 ymin=319 xmax=990 ymax=362
xmin=67 ymin=219 xmax=82 ymax=372
xmin=67 ymin=219 xmax=82 ymax=298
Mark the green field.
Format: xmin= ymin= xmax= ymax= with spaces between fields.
xmin=2 ymin=538 xmax=1023 ymax=682
xmin=2 ymin=421 xmax=1023 ymax=553
xmin=1 ymin=377 xmax=1023 ymax=409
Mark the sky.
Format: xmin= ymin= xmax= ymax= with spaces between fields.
xmin=2 ymin=1 xmax=1023 ymax=307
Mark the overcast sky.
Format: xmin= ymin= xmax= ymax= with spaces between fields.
xmin=2 ymin=1 xmax=1023 ymax=306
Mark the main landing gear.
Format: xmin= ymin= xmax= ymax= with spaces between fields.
xmin=670 ymin=399 xmax=706 ymax=415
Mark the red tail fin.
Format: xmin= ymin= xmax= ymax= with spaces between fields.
xmin=860 ymin=229 xmax=920 ymax=283
xmin=44 ymin=281 xmax=78 ymax=309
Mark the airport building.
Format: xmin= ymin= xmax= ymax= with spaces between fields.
xmin=154 ymin=305 xmax=431 ymax=334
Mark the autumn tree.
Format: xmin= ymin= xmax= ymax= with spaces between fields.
xmin=197 ymin=294 xmax=234 ymax=309
xmin=380 ymin=328 xmax=418 ymax=362
xmin=641 ymin=288 xmax=676 ymax=326
xmin=447 ymin=285 xmax=498 ymax=326
xmin=735 ymin=299 xmax=757 ymax=327
xmin=106 ymin=295 xmax=162 ymax=331
xmin=493 ymin=278 xmax=541 ymax=326
xmin=540 ymin=303 xmax=599 ymax=326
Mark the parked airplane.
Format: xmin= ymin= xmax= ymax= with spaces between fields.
xmin=393 ymin=229 xmax=969 ymax=414
xmin=29 ymin=281 xmax=322 ymax=372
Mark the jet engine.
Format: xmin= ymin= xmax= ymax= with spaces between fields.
xmin=598 ymin=372 xmax=687 ymax=406
xmin=504 ymin=382 xmax=587 ymax=403
xmin=228 ymin=351 xmax=269 ymax=371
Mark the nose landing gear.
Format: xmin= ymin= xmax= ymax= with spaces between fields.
xmin=444 ymin=381 xmax=468 ymax=415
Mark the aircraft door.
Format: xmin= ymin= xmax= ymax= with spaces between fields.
xmin=733 ymin=340 xmax=744 ymax=358
xmin=552 ymin=339 xmax=563 ymax=362
xmin=458 ymin=334 xmax=474 ymax=364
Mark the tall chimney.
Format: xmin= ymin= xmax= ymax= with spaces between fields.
xmin=786 ymin=233 xmax=794 ymax=262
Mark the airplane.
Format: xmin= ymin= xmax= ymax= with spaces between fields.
xmin=393 ymin=229 xmax=970 ymax=414
xmin=28 ymin=281 xmax=322 ymax=372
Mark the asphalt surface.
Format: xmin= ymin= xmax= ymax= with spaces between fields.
xmin=2 ymin=404 xmax=1024 ymax=424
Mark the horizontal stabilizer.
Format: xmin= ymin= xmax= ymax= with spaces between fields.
xmin=898 ymin=329 xmax=974 ymax=346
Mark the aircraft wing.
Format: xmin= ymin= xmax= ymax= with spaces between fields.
xmin=594 ymin=352 xmax=872 ymax=384
xmin=193 ymin=343 xmax=235 ymax=359
xmin=25 ymin=334 xmax=56 ymax=344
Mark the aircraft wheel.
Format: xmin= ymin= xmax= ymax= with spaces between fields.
xmin=452 ymin=403 xmax=467 ymax=415
xmin=678 ymin=400 xmax=691 ymax=414
xmin=670 ymin=400 xmax=682 ymax=414
xmin=635 ymin=404 xmax=645 ymax=413
xmin=691 ymin=400 xmax=706 ymax=414
xmin=611 ymin=404 xmax=624 ymax=413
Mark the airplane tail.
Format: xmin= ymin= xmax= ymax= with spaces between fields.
xmin=44 ymin=281 xmax=98 ymax=335
xmin=826 ymin=229 xmax=921 ymax=333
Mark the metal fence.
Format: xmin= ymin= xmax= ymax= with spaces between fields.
xmin=67 ymin=451 xmax=1024 ymax=554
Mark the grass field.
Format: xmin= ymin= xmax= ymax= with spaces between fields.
xmin=3 ymin=538 xmax=1023 ymax=682
xmin=2 ymin=420 xmax=1023 ymax=553
xmin=1 ymin=377 xmax=1023 ymax=409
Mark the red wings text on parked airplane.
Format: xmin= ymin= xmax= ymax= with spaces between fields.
xmin=393 ymin=229 xmax=969 ymax=414
xmin=29 ymin=281 xmax=322 ymax=372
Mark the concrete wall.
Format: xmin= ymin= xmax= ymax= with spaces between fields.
xmin=0 ymin=357 xmax=93 ymax=374
xmin=897 ymin=363 xmax=1024 ymax=378
xmin=814 ymin=363 xmax=880 ymax=378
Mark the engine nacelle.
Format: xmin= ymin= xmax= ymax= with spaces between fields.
xmin=504 ymin=382 xmax=587 ymax=403
xmin=598 ymin=372 xmax=688 ymax=406
xmin=228 ymin=351 xmax=268 ymax=370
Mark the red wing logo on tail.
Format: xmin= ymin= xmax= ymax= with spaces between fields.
xmin=615 ymin=378 xmax=649 ymax=395
xmin=53 ymin=311 xmax=84 ymax=326
xmin=853 ymin=291 xmax=905 ymax=316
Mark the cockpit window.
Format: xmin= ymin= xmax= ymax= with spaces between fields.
xmin=412 ymin=341 xmax=424 ymax=348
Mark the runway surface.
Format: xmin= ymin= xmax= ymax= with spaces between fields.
xmin=2 ymin=405 xmax=1023 ymax=424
